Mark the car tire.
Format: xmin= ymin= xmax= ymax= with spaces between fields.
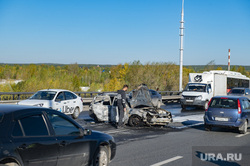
xmin=128 ymin=115 xmax=143 ymax=127
xmin=93 ymin=146 xmax=109 ymax=166
xmin=203 ymin=101 xmax=209 ymax=110
xmin=204 ymin=124 xmax=212 ymax=131
xmin=239 ymin=120 xmax=248 ymax=134
xmin=72 ymin=107 xmax=80 ymax=119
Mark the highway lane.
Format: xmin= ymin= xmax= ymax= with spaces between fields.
xmin=109 ymin=125 xmax=250 ymax=166
xmin=77 ymin=103 xmax=250 ymax=165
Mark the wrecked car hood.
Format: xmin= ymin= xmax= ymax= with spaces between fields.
xmin=130 ymin=85 xmax=154 ymax=108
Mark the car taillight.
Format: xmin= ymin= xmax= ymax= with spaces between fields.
xmin=237 ymin=99 xmax=242 ymax=114
xmin=206 ymin=98 xmax=212 ymax=111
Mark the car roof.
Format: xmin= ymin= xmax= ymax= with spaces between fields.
xmin=38 ymin=89 xmax=72 ymax=92
xmin=0 ymin=104 xmax=50 ymax=114
xmin=231 ymin=87 xmax=248 ymax=90
xmin=213 ymin=96 xmax=248 ymax=100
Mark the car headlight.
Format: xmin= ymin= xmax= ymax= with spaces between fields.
xmin=196 ymin=96 xmax=202 ymax=100
xmin=181 ymin=95 xmax=184 ymax=99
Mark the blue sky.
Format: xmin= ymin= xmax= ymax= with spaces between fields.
xmin=0 ymin=0 xmax=250 ymax=65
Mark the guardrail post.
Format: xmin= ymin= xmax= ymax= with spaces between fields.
xmin=17 ymin=94 xmax=20 ymax=100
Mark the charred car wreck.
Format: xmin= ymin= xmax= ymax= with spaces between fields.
xmin=89 ymin=85 xmax=172 ymax=127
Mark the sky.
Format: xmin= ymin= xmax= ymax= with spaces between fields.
xmin=0 ymin=0 xmax=250 ymax=65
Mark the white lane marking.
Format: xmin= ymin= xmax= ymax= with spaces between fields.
xmin=173 ymin=114 xmax=204 ymax=123
xmin=105 ymin=129 xmax=128 ymax=134
xmin=150 ymin=156 xmax=183 ymax=166
xmin=235 ymin=132 xmax=250 ymax=138
xmin=174 ymin=122 xmax=204 ymax=129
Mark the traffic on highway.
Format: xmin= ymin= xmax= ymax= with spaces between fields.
xmin=1 ymin=70 xmax=250 ymax=166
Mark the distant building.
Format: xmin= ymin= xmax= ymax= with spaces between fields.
xmin=0 ymin=79 xmax=23 ymax=85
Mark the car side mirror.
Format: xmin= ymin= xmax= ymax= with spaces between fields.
xmin=209 ymin=89 xmax=212 ymax=93
xmin=83 ymin=129 xmax=92 ymax=136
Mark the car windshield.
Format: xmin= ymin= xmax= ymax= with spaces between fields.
xmin=209 ymin=98 xmax=238 ymax=109
xmin=30 ymin=91 xmax=57 ymax=100
xmin=184 ymin=84 xmax=207 ymax=92
xmin=230 ymin=89 xmax=245 ymax=94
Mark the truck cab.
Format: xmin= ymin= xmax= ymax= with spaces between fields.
xmin=181 ymin=70 xmax=250 ymax=110
xmin=181 ymin=82 xmax=212 ymax=110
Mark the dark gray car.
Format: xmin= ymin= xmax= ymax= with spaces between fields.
xmin=228 ymin=87 xmax=250 ymax=99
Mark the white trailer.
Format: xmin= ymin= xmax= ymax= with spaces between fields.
xmin=180 ymin=70 xmax=250 ymax=110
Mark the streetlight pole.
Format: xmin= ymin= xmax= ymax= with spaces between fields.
xmin=179 ymin=0 xmax=184 ymax=91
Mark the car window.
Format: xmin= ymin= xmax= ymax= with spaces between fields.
xmin=56 ymin=92 xmax=65 ymax=101
xmin=242 ymin=100 xmax=250 ymax=109
xmin=230 ymin=89 xmax=245 ymax=94
xmin=12 ymin=121 xmax=23 ymax=137
xmin=65 ymin=91 xmax=76 ymax=100
xmin=47 ymin=113 xmax=80 ymax=136
xmin=150 ymin=90 xmax=157 ymax=96
xmin=210 ymin=98 xmax=237 ymax=109
xmin=30 ymin=91 xmax=57 ymax=100
xmin=19 ymin=114 xmax=49 ymax=136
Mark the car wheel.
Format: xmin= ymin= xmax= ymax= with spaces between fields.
xmin=72 ymin=107 xmax=80 ymax=119
xmin=239 ymin=120 xmax=248 ymax=134
xmin=128 ymin=115 xmax=143 ymax=127
xmin=204 ymin=124 xmax=212 ymax=131
xmin=203 ymin=101 xmax=209 ymax=110
xmin=93 ymin=146 xmax=109 ymax=166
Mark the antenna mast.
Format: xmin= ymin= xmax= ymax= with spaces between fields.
xmin=179 ymin=0 xmax=184 ymax=91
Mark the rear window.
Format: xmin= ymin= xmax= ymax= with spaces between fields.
xmin=230 ymin=89 xmax=245 ymax=94
xmin=210 ymin=98 xmax=238 ymax=109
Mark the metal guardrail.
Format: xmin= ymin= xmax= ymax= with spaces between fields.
xmin=0 ymin=91 xmax=182 ymax=102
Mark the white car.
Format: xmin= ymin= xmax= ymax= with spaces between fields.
xmin=18 ymin=89 xmax=83 ymax=119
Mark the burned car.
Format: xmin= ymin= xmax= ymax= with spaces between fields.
xmin=89 ymin=85 xmax=172 ymax=127
xmin=89 ymin=92 xmax=120 ymax=122
xmin=127 ymin=89 xmax=162 ymax=108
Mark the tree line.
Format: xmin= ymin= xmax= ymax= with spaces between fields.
xmin=0 ymin=62 xmax=249 ymax=92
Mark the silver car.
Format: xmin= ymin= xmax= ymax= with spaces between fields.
xmin=89 ymin=85 xmax=172 ymax=127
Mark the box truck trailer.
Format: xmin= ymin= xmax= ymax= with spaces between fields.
xmin=180 ymin=70 xmax=250 ymax=110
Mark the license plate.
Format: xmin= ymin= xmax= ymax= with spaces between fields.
xmin=186 ymin=100 xmax=193 ymax=103
xmin=215 ymin=117 xmax=228 ymax=121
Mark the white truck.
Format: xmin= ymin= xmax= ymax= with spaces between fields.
xmin=180 ymin=70 xmax=250 ymax=110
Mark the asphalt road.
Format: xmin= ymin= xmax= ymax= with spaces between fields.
xmin=77 ymin=103 xmax=250 ymax=166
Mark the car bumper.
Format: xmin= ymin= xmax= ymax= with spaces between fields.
xmin=204 ymin=115 xmax=244 ymax=128
xmin=180 ymin=99 xmax=206 ymax=107
xmin=110 ymin=141 xmax=116 ymax=161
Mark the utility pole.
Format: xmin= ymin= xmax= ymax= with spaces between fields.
xmin=228 ymin=49 xmax=231 ymax=71
xmin=179 ymin=0 xmax=184 ymax=91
